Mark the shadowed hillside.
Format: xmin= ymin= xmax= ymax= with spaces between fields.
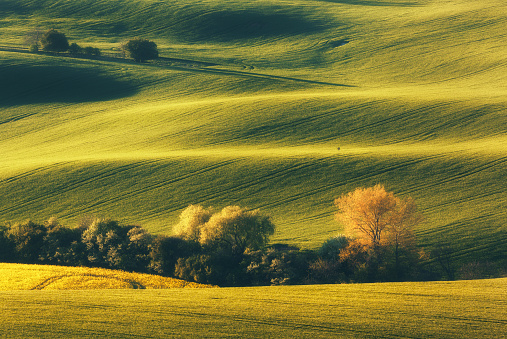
xmin=0 ymin=63 xmax=138 ymax=107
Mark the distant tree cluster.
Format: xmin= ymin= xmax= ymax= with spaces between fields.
xmin=26 ymin=29 xmax=160 ymax=63
xmin=0 ymin=206 xmax=282 ymax=286
xmin=1 ymin=186 xmax=499 ymax=286
xmin=68 ymin=43 xmax=101 ymax=57
xmin=27 ymin=28 xmax=101 ymax=57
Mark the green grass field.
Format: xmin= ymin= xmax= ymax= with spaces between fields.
xmin=1 ymin=0 xmax=506 ymax=266
xmin=1 ymin=275 xmax=506 ymax=338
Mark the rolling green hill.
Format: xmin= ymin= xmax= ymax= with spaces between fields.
xmin=1 ymin=277 xmax=506 ymax=338
xmin=0 ymin=0 xmax=506 ymax=269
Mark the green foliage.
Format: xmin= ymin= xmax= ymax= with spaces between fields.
xmin=6 ymin=220 xmax=46 ymax=263
xmin=0 ymin=212 xmax=501 ymax=285
xmin=28 ymin=44 xmax=39 ymax=53
xmin=244 ymin=246 xmax=315 ymax=285
xmin=121 ymin=37 xmax=158 ymax=62
xmin=174 ymin=205 xmax=275 ymax=256
xmin=200 ymin=206 xmax=276 ymax=255
xmin=39 ymin=218 xmax=86 ymax=265
xmin=40 ymin=29 xmax=69 ymax=52
xmin=149 ymin=236 xmax=200 ymax=276
xmin=318 ymin=235 xmax=349 ymax=261
xmin=307 ymin=258 xmax=344 ymax=284
xmin=174 ymin=254 xmax=217 ymax=285
xmin=68 ymin=43 xmax=100 ymax=56
xmin=0 ymin=225 xmax=15 ymax=262
xmin=81 ymin=218 xmax=152 ymax=271
xmin=68 ymin=42 xmax=82 ymax=55
xmin=83 ymin=46 xmax=100 ymax=56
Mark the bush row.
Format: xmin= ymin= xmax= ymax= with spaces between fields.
xmin=0 ymin=219 xmax=451 ymax=286
xmin=27 ymin=29 xmax=159 ymax=62
xmin=0 ymin=208 xmax=502 ymax=286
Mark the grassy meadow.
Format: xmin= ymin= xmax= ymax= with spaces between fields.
xmin=1 ymin=275 xmax=506 ymax=338
xmin=1 ymin=0 xmax=506 ymax=268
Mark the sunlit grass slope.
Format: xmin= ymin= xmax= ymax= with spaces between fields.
xmin=0 ymin=263 xmax=211 ymax=290
xmin=0 ymin=0 xmax=506 ymax=266
xmin=1 ymin=278 xmax=506 ymax=338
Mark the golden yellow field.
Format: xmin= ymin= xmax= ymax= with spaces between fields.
xmin=0 ymin=263 xmax=213 ymax=290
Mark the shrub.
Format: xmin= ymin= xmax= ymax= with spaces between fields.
xmin=174 ymin=254 xmax=217 ymax=284
xmin=174 ymin=251 xmax=245 ymax=286
xmin=68 ymin=42 xmax=83 ymax=55
xmin=431 ymin=243 xmax=456 ymax=280
xmin=81 ymin=218 xmax=153 ymax=271
xmin=308 ymin=258 xmax=343 ymax=284
xmin=83 ymin=46 xmax=101 ymax=56
xmin=40 ymin=29 xmax=69 ymax=52
xmin=318 ymin=235 xmax=349 ymax=260
xmin=123 ymin=226 xmax=153 ymax=272
xmin=28 ymin=44 xmax=39 ymax=53
xmin=149 ymin=236 xmax=200 ymax=276
xmin=121 ymin=37 xmax=158 ymax=62
xmin=68 ymin=44 xmax=100 ymax=57
xmin=243 ymin=246 xmax=314 ymax=286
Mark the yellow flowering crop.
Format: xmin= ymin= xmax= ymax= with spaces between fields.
xmin=0 ymin=263 xmax=214 ymax=290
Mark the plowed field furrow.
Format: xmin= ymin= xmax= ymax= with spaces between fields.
xmin=0 ymin=161 xmax=156 ymax=215
xmin=58 ymin=159 xmax=240 ymax=220
xmin=256 ymin=155 xmax=443 ymax=210
xmin=145 ymin=159 xmax=327 ymax=219
xmin=0 ymin=163 xmax=64 ymax=184
xmin=401 ymin=156 xmax=507 ymax=196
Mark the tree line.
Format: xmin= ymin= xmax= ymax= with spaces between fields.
xmin=0 ymin=185 xmax=499 ymax=286
xmin=26 ymin=28 xmax=159 ymax=62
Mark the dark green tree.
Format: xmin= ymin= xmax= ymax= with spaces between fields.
xmin=6 ymin=220 xmax=47 ymax=263
xmin=39 ymin=217 xmax=85 ymax=265
xmin=81 ymin=218 xmax=153 ymax=271
xmin=149 ymin=236 xmax=200 ymax=276
xmin=0 ymin=225 xmax=15 ymax=262
xmin=40 ymin=29 xmax=69 ymax=52
xmin=68 ymin=42 xmax=83 ymax=55
xmin=121 ymin=38 xmax=158 ymax=62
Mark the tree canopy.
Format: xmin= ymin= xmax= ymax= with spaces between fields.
xmin=40 ymin=29 xmax=69 ymax=52
xmin=121 ymin=38 xmax=159 ymax=62
xmin=334 ymin=184 xmax=422 ymax=250
xmin=174 ymin=205 xmax=275 ymax=255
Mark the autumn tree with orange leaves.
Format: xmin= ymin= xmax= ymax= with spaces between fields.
xmin=335 ymin=184 xmax=423 ymax=280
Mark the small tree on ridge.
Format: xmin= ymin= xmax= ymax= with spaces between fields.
xmin=40 ymin=29 xmax=69 ymax=52
xmin=121 ymin=37 xmax=158 ymax=62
